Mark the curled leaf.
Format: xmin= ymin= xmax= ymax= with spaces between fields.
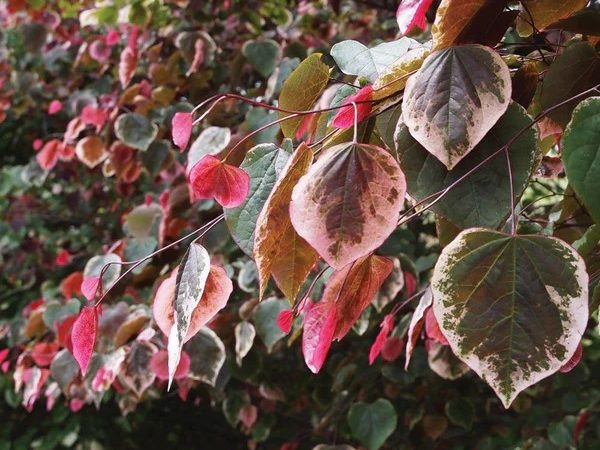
xmin=332 ymin=85 xmax=373 ymax=129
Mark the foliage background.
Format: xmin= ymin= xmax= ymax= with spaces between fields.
xmin=1 ymin=1 xmax=600 ymax=449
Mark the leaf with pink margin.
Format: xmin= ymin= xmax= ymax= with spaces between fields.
xmin=290 ymin=143 xmax=406 ymax=269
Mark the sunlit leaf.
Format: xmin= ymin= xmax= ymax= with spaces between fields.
xmin=432 ymin=229 xmax=588 ymax=408
xmin=290 ymin=142 xmax=406 ymax=269
xmin=402 ymin=44 xmax=511 ymax=169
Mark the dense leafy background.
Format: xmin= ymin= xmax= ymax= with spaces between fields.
xmin=2 ymin=1 xmax=600 ymax=449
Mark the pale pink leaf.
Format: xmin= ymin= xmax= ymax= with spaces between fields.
xmin=81 ymin=276 xmax=100 ymax=301
xmin=425 ymin=306 xmax=449 ymax=346
xmin=239 ymin=404 xmax=258 ymax=429
xmin=172 ymin=112 xmax=193 ymax=151
xmin=150 ymin=349 xmax=191 ymax=380
xmin=276 ymin=309 xmax=294 ymax=334
xmin=48 ymin=100 xmax=62 ymax=115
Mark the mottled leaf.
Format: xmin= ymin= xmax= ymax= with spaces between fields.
xmin=290 ymin=142 xmax=406 ymax=269
xmin=185 ymin=327 xmax=226 ymax=386
xmin=114 ymin=113 xmax=158 ymax=152
xmin=431 ymin=229 xmax=588 ymax=407
xmin=402 ymin=44 xmax=511 ymax=169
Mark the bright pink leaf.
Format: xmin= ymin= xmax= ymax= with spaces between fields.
xmin=276 ymin=309 xmax=294 ymax=334
xmin=153 ymin=265 xmax=233 ymax=341
xmin=105 ymin=29 xmax=119 ymax=46
xmin=69 ymin=398 xmax=85 ymax=412
xmin=55 ymin=249 xmax=71 ymax=266
xmin=302 ymin=300 xmax=337 ymax=374
xmin=36 ymin=139 xmax=61 ymax=171
xmin=369 ymin=314 xmax=394 ymax=365
xmin=0 ymin=348 xmax=9 ymax=366
xmin=404 ymin=271 xmax=417 ymax=297
xmin=396 ymin=0 xmax=434 ymax=35
xmin=81 ymin=105 xmax=108 ymax=130
xmin=48 ymin=100 xmax=62 ymax=115
xmin=382 ymin=336 xmax=404 ymax=362
xmin=71 ymin=306 xmax=98 ymax=375
xmin=33 ymin=139 xmax=43 ymax=151
xmin=150 ymin=349 xmax=191 ymax=380
xmin=61 ymin=272 xmax=83 ymax=299
xmin=172 ymin=112 xmax=193 ymax=151
xmin=189 ymin=155 xmax=250 ymax=208
xmin=332 ymin=85 xmax=373 ymax=129
xmin=81 ymin=276 xmax=100 ymax=302
xmin=560 ymin=342 xmax=583 ymax=373
xmin=424 ymin=307 xmax=448 ymax=346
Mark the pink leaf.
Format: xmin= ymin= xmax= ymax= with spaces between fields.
xmin=153 ymin=265 xmax=233 ymax=341
xmin=36 ymin=139 xmax=61 ymax=171
xmin=119 ymin=47 xmax=137 ymax=89
xmin=71 ymin=306 xmax=98 ymax=375
xmin=332 ymin=85 xmax=373 ymax=129
xmin=424 ymin=307 xmax=448 ymax=346
xmin=105 ymin=29 xmax=119 ymax=46
xmin=150 ymin=349 xmax=191 ymax=380
xmin=81 ymin=276 xmax=100 ymax=302
xmin=31 ymin=342 xmax=59 ymax=367
xmin=172 ymin=112 xmax=193 ymax=151
xmin=382 ymin=336 xmax=404 ymax=362
xmin=55 ymin=249 xmax=71 ymax=266
xmin=369 ymin=314 xmax=394 ymax=365
xmin=81 ymin=105 xmax=108 ymax=130
xmin=48 ymin=100 xmax=62 ymax=115
xmin=302 ymin=300 xmax=337 ymax=374
xmin=187 ymin=38 xmax=205 ymax=76
xmin=404 ymin=271 xmax=417 ymax=297
xmin=89 ymin=39 xmax=111 ymax=63
xmin=0 ymin=348 xmax=9 ymax=366
xmin=560 ymin=342 xmax=583 ymax=373
xmin=189 ymin=155 xmax=250 ymax=208
xmin=276 ymin=309 xmax=294 ymax=334
xmin=396 ymin=0 xmax=434 ymax=35
xmin=239 ymin=404 xmax=258 ymax=429
xmin=33 ymin=139 xmax=43 ymax=151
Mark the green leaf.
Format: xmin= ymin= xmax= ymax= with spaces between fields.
xmin=168 ymin=243 xmax=211 ymax=387
xmin=561 ymin=97 xmax=600 ymax=225
xmin=397 ymin=102 xmax=538 ymax=229
xmin=445 ymin=398 xmax=475 ymax=430
xmin=278 ymin=53 xmax=329 ymax=138
xmin=124 ymin=204 xmax=162 ymax=239
xmin=403 ymin=44 xmax=511 ymax=169
xmin=141 ymin=140 xmax=171 ymax=176
xmin=330 ymin=37 xmax=421 ymax=83
xmin=185 ymin=327 xmax=226 ymax=387
xmin=114 ymin=113 xmax=158 ymax=152
xmin=224 ymin=143 xmax=290 ymax=256
xmin=432 ymin=229 xmax=588 ymax=408
xmin=252 ymin=297 xmax=288 ymax=352
xmin=540 ymin=42 xmax=600 ymax=128
xmin=243 ymin=39 xmax=280 ymax=78
xmin=187 ymin=127 xmax=231 ymax=171
xmin=347 ymin=399 xmax=397 ymax=450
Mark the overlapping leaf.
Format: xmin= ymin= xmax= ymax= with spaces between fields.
xmin=254 ymin=143 xmax=318 ymax=302
xmin=396 ymin=102 xmax=538 ymax=229
xmin=431 ymin=0 xmax=487 ymax=49
xmin=290 ymin=143 xmax=406 ymax=269
xmin=517 ymin=0 xmax=588 ymax=37
xmin=225 ymin=143 xmax=290 ymax=257
xmin=402 ymin=44 xmax=511 ymax=169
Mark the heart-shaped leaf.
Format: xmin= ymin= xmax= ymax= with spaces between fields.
xmin=185 ymin=327 xmax=226 ymax=386
xmin=189 ymin=155 xmax=250 ymax=208
xmin=171 ymin=112 xmax=193 ymax=151
xmin=254 ymin=143 xmax=319 ymax=302
xmin=252 ymin=298 xmax=289 ymax=353
xmin=562 ymin=97 xmax=600 ymax=225
xmin=331 ymin=37 xmax=421 ymax=83
xmin=332 ymin=85 xmax=373 ymax=129
xmin=290 ymin=142 xmax=406 ymax=269
xmin=278 ymin=53 xmax=329 ymax=138
xmin=347 ymin=399 xmax=397 ymax=450
xmin=403 ymin=44 xmax=511 ymax=169
xmin=187 ymin=127 xmax=231 ymax=172
xmin=242 ymin=39 xmax=280 ymax=78
xmin=75 ymin=136 xmax=108 ymax=168
xmin=432 ymin=229 xmax=588 ymax=408
xmin=396 ymin=102 xmax=538 ymax=229
xmin=225 ymin=143 xmax=290 ymax=257
xmin=114 ymin=113 xmax=158 ymax=152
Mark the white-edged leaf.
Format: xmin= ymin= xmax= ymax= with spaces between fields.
xmin=167 ymin=243 xmax=211 ymax=388
xmin=235 ymin=321 xmax=256 ymax=366
xmin=405 ymin=287 xmax=433 ymax=370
